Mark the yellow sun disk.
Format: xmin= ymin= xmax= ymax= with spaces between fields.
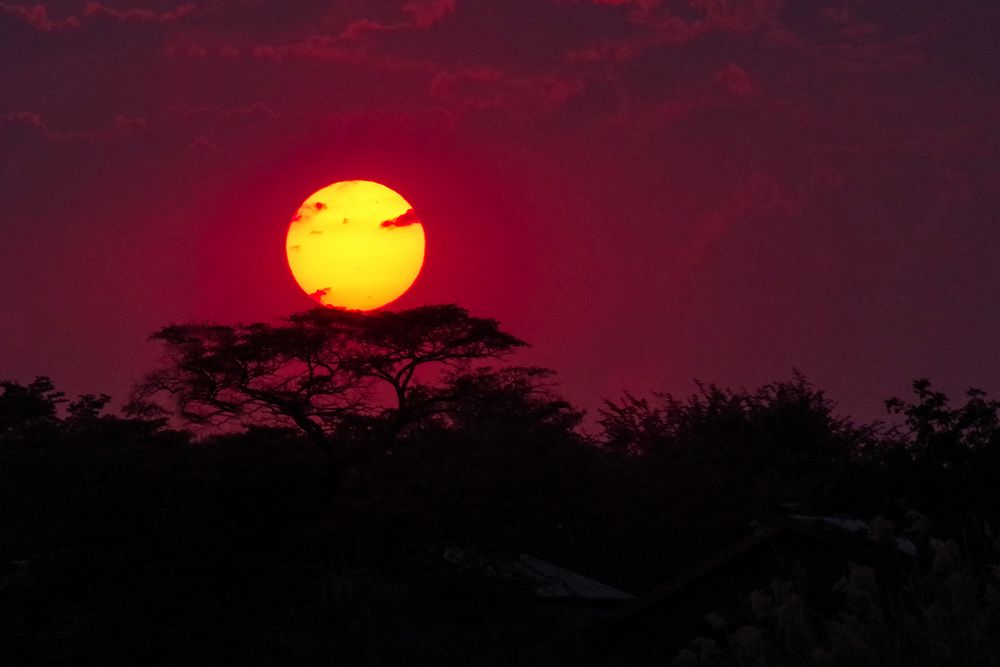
xmin=286 ymin=181 xmax=425 ymax=310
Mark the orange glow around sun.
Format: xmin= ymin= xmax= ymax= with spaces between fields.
xmin=286 ymin=180 xmax=426 ymax=310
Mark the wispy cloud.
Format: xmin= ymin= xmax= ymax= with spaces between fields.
xmin=0 ymin=3 xmax=79 ymax=30
xmin=0 ymin=2 xmax=195 ymax=31
xmin=179 ymin=101 xmax=281 ymax=119
xmin=402 ymin=0 xmax=456 ymax=28
xmin=559 ymin=0 xmax=784 ymax=61
xmin=677 ymin=173 xmax=797 ymax=269
xmin=2 ymin=110 xmax=148 ymax=141
xmin=429 ymin=67 xmax=582 ymax=118
xmin=83 ymin=2 xmax=195 ymax=24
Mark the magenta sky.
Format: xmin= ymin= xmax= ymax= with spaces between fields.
xmin=2 ymin=0 xmax=999 ymax=422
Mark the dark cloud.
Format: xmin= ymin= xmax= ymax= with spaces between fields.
xmin=3 ymin=111 xmax=50 ymax=132
xmin=568 ymin=0 xmax=783 ymax=33
xmin=715 ymin=63 xmax=758 ymax=97
xmin=249 ymin=35 xmax=356 ymax=63
xmin=380 ymin=209 xmax=421 ymax=228
xmin=161 ymin=44 xmax=207 ymax=57
xmin=822 ymin=6 xmax=851 ymax=25
xmin=113 ymin=114 xmax=147 ymax=134
xmin=189 ymin=136 xmax=219 ymax=151
xmin=83 ymin=2 xmax=196 ymax=24
xmin=608 ymin=62 xmax=785 ymax=130
xmin=402 ymin=0 xmax=456 ymax=28
xmin=0 ymin=2 xmax=195 ymax=31
xmin=338 ymin=18 xmax=398 ymax=40
xmin=690 ymin=0 xmax=783 ymax=32
xmin=0 ymin=3 xmax=80 ymax=30
xmin=841 ymin=22 xmax=881 ymax=38
xmin=559 ymin=0 xmax=784 ymax=62
xmin=237 ymin=1 xmax=455 ymax=63
xmin=677 ymin=173 xmax=797 ymax=269
xmin=2 ymin=110 xmax=148 ymax=141
xmin=429 ymin=67 xmax=582 ymax=119
xmin=340 ymin=0 xmax=456 ymax=37
xmin=179 ymin=101 xmax=281 ymax=119
xmin=566 ymin=38 xmax=646 ymax=63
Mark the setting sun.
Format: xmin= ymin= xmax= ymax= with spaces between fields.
xmin=286 ymin=180 xmax=425 ymax=310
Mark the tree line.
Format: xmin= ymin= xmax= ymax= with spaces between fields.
xmin=3 ymin=303 xmax=999 ymax=525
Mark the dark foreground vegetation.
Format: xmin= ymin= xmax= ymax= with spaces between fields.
xmin=2 ymin=306 xmax=999 ymax=665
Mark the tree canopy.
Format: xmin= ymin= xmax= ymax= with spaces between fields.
xmin=133 ymin=305 xmax=530 ymax=464
xmin=0 ymin=376 xmax=65 ymax=441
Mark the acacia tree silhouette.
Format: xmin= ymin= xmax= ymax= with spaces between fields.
xmin=133 ymin=305 xmax=526 ymax=479
xmin=339 ymin=304 xmax=527 ymax=436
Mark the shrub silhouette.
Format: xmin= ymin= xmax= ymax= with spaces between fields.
xmin=598 ymin=372 xmax=868 ymax=508
xmin=0 ymin=376 xmax=65 ymax=444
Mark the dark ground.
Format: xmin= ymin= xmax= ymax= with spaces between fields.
xmin=0 ymin=431 xmax=802 ymax=666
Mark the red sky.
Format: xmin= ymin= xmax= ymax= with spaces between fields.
xmin=2 ymin=0 xmax=999 ymax=422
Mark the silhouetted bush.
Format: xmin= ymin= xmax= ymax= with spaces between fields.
xmin=673 ymin=515 xmax=1000 ymax=666
xmin=0 ymin=376 xmax=184 ymax=450
xmin=0 ymin=376 xmax=65 ymax=446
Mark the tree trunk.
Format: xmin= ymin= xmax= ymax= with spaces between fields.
xmin=289 ymin=414 xmax=355 ymax=494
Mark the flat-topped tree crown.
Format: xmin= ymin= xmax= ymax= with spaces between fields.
xmin=343 ymin=304 xmax=528 ymax=412
xmin=134 ymin=304 xmax=528 ymax=466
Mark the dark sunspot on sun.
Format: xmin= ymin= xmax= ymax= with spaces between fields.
xmin=380 ymin=208 xmax=421 ymax=228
